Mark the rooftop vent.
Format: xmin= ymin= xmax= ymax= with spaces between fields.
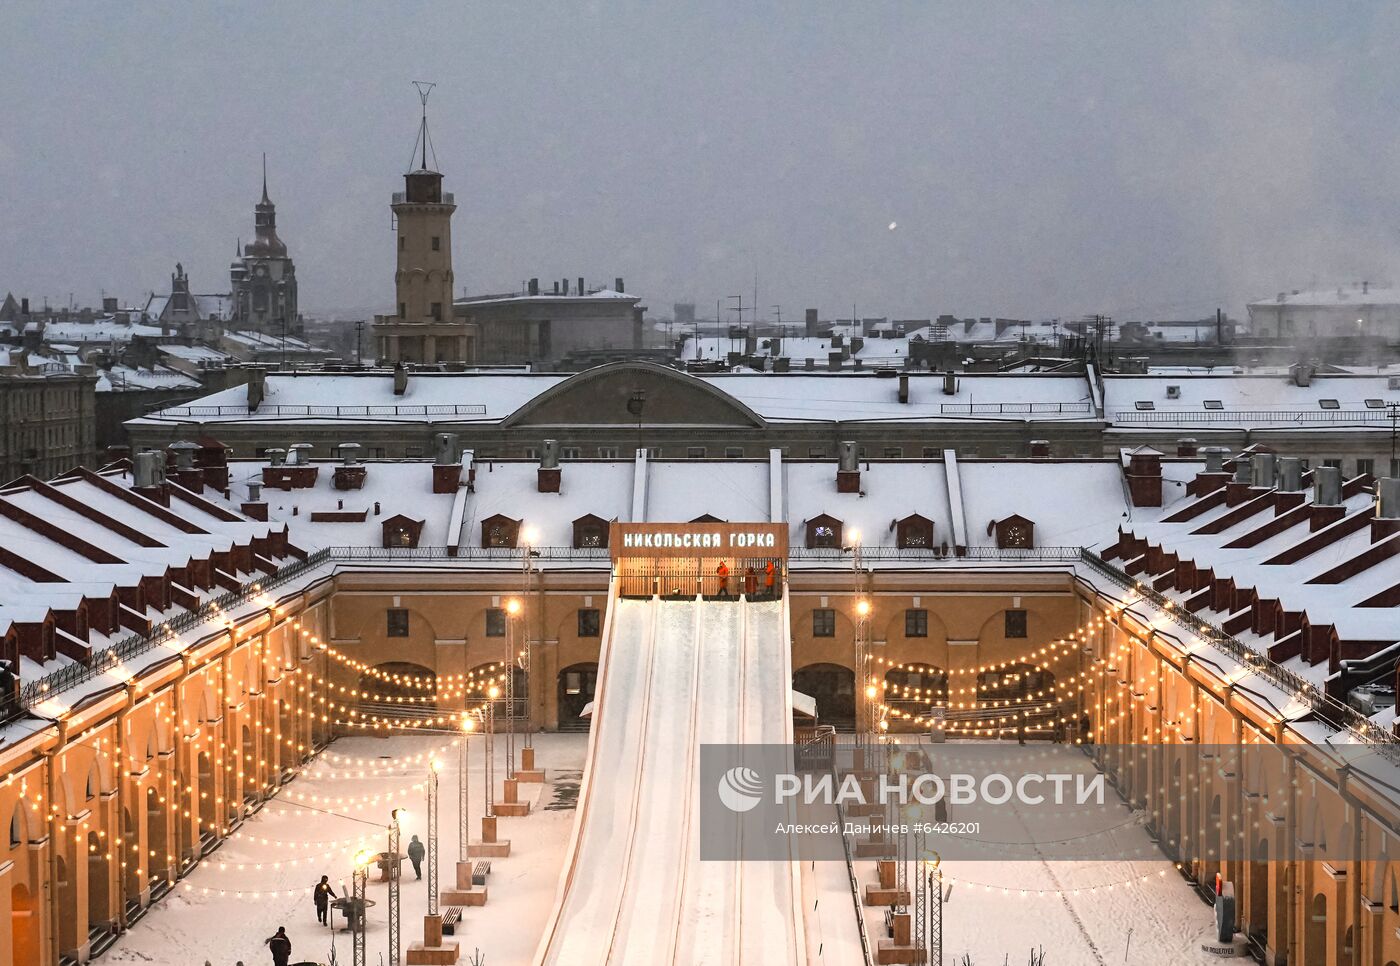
xmin=837 ymin=440 xmax=860 ymax=493
xmin=1314 ymin=466 xmax=1342 ymax=506
xmin=133 ymin=450 xmax=166 ymax=489
xmin=339 ymin=442 xmax=362 ymax=465
xmin=1232 ymin=459 xmax=1251 ymax=484
xmin=288 ymin=442 xmax=314 ymax=465
xmin=942 ymin=371 xmax=957 ymax=396
xmin=539 ymin=438 xmax=562 ymax=493
xmin=434 ymin=432 xmax=460 ymax=466
xmin=168 ymin=439 xmax=200 ymax=470
xmin=266 ymin=447 xmax=287 ymax=467
xmin=1250 ymin=452 xmax=1276 ymax=488
xmin=1166 ymin=385 xmax=1180 ymax=399
xmin=1278 ymin=457 xmax=1303 ymax=492
xmin=1202 ymin=446 xmax=1229 ymax=474
xmin=1380 ymin=478 xmax=1400 ymax=520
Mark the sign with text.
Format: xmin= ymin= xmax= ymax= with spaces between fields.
xmin=609 ymin=522 xmax=788 ymax=560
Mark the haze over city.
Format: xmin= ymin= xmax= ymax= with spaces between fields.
xmin=6 ymin=1 xmax=1400 ymax=321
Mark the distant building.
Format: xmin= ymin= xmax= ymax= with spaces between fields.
xmin=1247 ymin=283 xmax=1400 ymax=339
xmin=142 ymin=264 xmax=231 ymax=341
xmin=0 ymin=349 xmax=97 ymax=480
xmin=455 ymin=277 xmax=644 ymax=367
xmin=229 ymin=161 xmax=300 ymax=336
xmin=372 ymin=107 xmax=474 ymax=365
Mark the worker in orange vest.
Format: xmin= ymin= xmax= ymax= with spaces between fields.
xmin=764 ymin=560 xmax=776 ymax=598
xmin=743 ymin=565 xmax=757 ymax=598
xmin=716 ymin=559 xmax=730 ymax=597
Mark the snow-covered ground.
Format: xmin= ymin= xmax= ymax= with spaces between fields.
xmin=102 ymin=731 xmax=588 ymax=966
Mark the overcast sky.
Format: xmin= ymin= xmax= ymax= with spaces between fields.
xmin=4 ymin=2 xmax=1400 ymax=323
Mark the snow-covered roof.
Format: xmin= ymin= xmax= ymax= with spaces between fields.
xmin=42 ymin=318 xmax=166 ymax=342
xmin=96 ymin=364 xmax=202 ymax=393
xmin=161 ymin=344 xmax=234 ymax=363
xmin=222 ymin=330 xmax=325 ymax=353
xmin=1249 ymin=285 xmax=1400 ymax=308
xmin=1103 ymin=374 xmax=1400 ymax=426
xmin=455 ymin=289 xmax=640 ymax=309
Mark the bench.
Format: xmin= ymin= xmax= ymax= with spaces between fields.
xmin=441 ymin=907 xmax=463 ymax=936
xmin=472 ymin=860 xmax=492 ymax=886
xmin=883 ymin=908 xmax=895 ymax=938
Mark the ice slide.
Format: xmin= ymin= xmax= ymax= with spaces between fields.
xmin=533 ymin=589 xmax=806 ymax=965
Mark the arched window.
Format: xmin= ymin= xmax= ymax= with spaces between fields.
xmin=9 ymin=806 xmax=23 ymax=848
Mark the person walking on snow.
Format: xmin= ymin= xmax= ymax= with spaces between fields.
xmin=716 ymin=560 xmax=730 ymax=597
xmin=407 ymin=834 xmax=426 ymax=880
xmin=313 ymin=874 xmax=337 ymax=925
xmin=264 ymin=926 xmax=292 ymax=966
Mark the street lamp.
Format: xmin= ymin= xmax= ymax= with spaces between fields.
xmin=426 ymin=761 xmax=440 ymax=918
xmin=351 ymin=850 xmax=372 ymax=966
xmin=388 ymin=807 xmax=407 ymax=966
xmin=485 ymin=685 xmax=500 ymax=818
xmin=459 ymin=714 xmax=475 ymax=859
xmin=504 ymin=597 xmax=522 ymax=779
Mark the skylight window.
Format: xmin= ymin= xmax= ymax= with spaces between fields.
xmin=1203 ymin=400 xmax=1223 ymax=410
xmin=1318 ymin=399 xmax=1340 ymax=410
xmin=1365 ymin=398 xmax=1385 ymax=409
xmin=1134 ymin=400 xmax=1155 ymax=411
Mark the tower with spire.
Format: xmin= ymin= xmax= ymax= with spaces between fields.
xmin=230 ymin=155 xmax=299 ymax=336
xmin=373 ymin=83 xmax=475 ymax=365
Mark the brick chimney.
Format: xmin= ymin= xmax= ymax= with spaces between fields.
xmin=1189 ymin=446 xmax=1232 ymax=497
xmin=333 ymin=443 xmax=367 ymax=490
xmin=538 ymin=439 xmax=562 ymax=493
xmin=837 ymin=441 xmax=860 ymax=493
xmin=393 ymin=362 xmax=408 ymax=396
xmin=898 ymin=373 xmax=910 ymax=404
xmin=1029 ymin=439 xmax=1050 ymax=458
xmin=1125 ymin=446 xmax=1163 ymax=507
xmin=1176 ymin=437 xmax=1197 ymax=458
xmin=246 ymin=367 xmax=266 ymax=411
xmin=432 ymin=433 xmax=463 ymax=493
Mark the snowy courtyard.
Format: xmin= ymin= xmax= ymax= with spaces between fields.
xmin=97 ymin=723 xmax=1223 ymax=966
xmin=101 ymin=733 xmax=588 ymax=966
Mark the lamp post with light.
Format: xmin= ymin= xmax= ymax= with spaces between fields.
xmin=426 ymin=760 xmax=440 ymax=919
xmin=388 ymin=807 xmax=407 ymax=966
xmin=351 ymin=849 xmax=371 ymax=966
xmin=458 ymin=714 xmax=475 ymax=859
xmin=504 ymin=596 xmax=522 ymax=780
xmin=485 ymin=685 xmax=499 ymax=818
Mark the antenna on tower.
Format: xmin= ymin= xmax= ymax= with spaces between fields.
xmin=410 ymin=80 xmax=438 ymax=172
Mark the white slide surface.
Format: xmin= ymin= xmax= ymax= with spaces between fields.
xmin=533 ymin=588 xmax=805 ymax=965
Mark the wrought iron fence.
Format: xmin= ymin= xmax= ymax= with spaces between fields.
xmin=1077 ymin=548 xmax=1400 ymax=755
xmin=147 ymin=403 xmax=487 ymax=418
xmin=1113 ymin=408 xmax=1399 ymax=425
xmin=940 ymin=401 xmax=1093 ymax=416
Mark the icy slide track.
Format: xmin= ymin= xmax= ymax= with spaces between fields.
xmin=533 ymin=589 xmax=807 ymax=965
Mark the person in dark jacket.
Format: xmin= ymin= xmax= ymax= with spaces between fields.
xmin=407 ymin=835 xmax=426 ymax=879
xmin=265 ymin=926 xmax=292 ymax=966
xmin=313 ymin=875 xmax=337 ymax=925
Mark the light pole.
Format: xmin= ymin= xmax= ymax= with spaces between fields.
xmin=426 ymin=760 xmax=440 ymax=918
xmin=351 ymin=850 xmax=371 ymax=966
xmin=504 ymin=597 xmax=522 ymax=779
xmin=388 ymin=807 xmax=406 ymax=966
xmin=485 ymin=685 xmax=499 ymax=818
xmin=458 ymin=714 xmax=475 ymax=859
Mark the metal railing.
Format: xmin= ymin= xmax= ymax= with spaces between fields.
xmin=940 ymin=401 xmax=1093 ymax=416
xmin=1114 ymin=408 xmax=1399 ymax=425
xmin=16 ymin=548 xmax=332 ymax=711
xmin=146 ymin=403 xmax=488 ymax=419
xmin=326 ymin=545 xmax=1083 ymax=564
xmin=792 ymin=545 xmax=1082 ymax=562
xmin=330 ymin=545 xmax=611 ymax=562
xmin=1077 ymin=548 xmax=1400 ymax=755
